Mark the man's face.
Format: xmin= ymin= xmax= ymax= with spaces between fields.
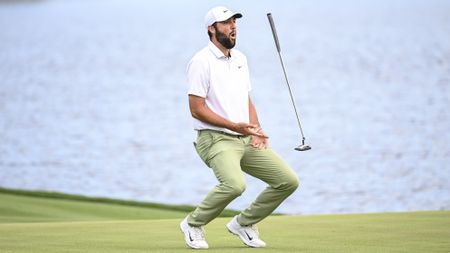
xmin=213 ymin=17 xmax=237 ymax=49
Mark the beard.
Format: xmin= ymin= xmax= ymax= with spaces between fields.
xmin=215 ymin=28 xmax=236 ymax=49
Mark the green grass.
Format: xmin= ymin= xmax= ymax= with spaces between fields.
xmin=0 ymin=187 xmax=240 ymax=221
xmin=0 ymin=191 xmax=187 ymax=223
xmin=1 ymin=188 xmax=449 ymax=252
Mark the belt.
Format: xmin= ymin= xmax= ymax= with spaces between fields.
xmin=197 ymin=129 xmax=244 ymax=138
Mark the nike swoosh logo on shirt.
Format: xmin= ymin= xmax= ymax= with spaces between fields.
xmin=188 ymin=232 xmax=194 ymax=242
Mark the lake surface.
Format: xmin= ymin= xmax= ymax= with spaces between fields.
xmin=1 ymin=0 xmax=449 ymax=214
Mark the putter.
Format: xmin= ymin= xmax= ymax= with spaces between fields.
xmin=267 ymin=13 xmax=311 ymax=151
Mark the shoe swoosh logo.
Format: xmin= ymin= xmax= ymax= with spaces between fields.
xmin=244 ymin=231 xmax=253 ymax=240
xmin=188 ymin=231 xmax=194 ymax=242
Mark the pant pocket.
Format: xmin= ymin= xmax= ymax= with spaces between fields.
xmin=194 ymin=132 xmax=214 ymax=167
xmin=195 ymin=131 xmax=228 ymax=167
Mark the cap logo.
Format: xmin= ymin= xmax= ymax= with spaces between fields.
xmin=223 ymin=10 xmax=228 ymax=13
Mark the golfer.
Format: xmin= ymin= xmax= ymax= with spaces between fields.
xmin=180 ymin=6 xmax=300 ymax=249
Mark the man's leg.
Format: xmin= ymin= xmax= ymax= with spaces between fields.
xmin=188 ymin=134 xmax=247 ymax=226
xmin=237 ymin=146 xmax=300 ymax=226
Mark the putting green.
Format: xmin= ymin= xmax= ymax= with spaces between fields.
xmin=0 ymin=190 xmax=449 ymax=252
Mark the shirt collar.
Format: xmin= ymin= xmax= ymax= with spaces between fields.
xmin=208 ymin=41 xmax=233 ymax=59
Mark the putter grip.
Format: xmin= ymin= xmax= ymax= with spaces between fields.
xmin=267 ymin=13 xmax=281 ymax=52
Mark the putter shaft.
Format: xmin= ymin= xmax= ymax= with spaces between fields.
xmin=267 ymin=13 xmax=307 ymax=141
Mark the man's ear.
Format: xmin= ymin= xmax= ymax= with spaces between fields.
xmin=208 ymin=25 xmax=215 ymax=35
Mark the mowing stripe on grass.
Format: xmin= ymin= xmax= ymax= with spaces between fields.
xmin=0 ymin=187 xmax=240 ymax=223
xmin=0 ymin=192 xmax=187 ymax=223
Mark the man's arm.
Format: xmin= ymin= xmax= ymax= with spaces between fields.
xmin=189 ymin=94 xmax=267 ymax=137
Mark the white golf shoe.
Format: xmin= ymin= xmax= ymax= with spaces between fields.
xmin=180 ymin=216 xmax=209 ymax=249
xmin=226 ymin=216 xmax=266 ymax=248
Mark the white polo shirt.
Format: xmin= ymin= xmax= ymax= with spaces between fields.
xmin=187 ymin=42 xmax=252 ymax=135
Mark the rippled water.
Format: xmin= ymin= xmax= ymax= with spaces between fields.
xmin=1 ymin=0 xmax=449 ymax=214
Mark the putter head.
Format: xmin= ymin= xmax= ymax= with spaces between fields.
xmin=295 ymin=144 xmax=311 ymax=151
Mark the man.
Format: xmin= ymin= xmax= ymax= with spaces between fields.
xmin=180 ymin=6 xmax=300 ymax=249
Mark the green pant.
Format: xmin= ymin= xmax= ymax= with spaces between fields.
xmin=188 ymin=130 xmax=299 ymax=226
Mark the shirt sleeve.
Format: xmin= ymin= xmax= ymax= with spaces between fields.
xmin=187 ymin=56 xmax=209 ymax=98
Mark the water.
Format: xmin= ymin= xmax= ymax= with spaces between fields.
xmin=1 ymin=0 xmax=449 ymax=214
